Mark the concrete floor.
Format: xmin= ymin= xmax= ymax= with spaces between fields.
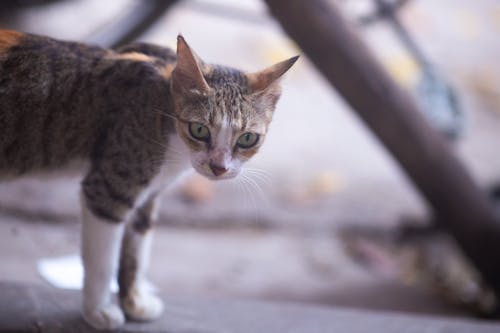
xmin=0 ymin=218 xmax=474 ymax=318
xmin=2 ymin=282 xmax=500 ymax=333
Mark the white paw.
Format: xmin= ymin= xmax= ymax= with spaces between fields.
xmin=121 ymin=290 xmax=164 ymax=321
xmin=83 ymin=303 xmax=125 ymax=330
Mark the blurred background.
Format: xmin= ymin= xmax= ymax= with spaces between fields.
xmin=1 ymin=0 xmax=500 ymax=319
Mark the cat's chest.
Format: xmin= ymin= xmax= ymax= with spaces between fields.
xmin=158 ymin=134 xmax=192 ymax=183
xmin=136 ymin=134 xmax=192 ymax=206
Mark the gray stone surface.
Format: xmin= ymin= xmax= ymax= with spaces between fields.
xmin=0 ymin=219 xmax=468 ymax=318
xmin=1 ymin=282 xmax=499 ymax=333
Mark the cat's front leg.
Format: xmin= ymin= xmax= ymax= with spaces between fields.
xmin=80 ymin=170 xmax=140 ymax=330
xmin=118 ymin=196 xmax=164 ymax=321
xmin=81 ymin=204 xmax=125 ymax=329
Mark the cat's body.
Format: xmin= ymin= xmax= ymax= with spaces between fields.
xmin=0 ymin=31 xmax=175 ymax=179
xmin=0 ymin=30 xmax=297 ymax=329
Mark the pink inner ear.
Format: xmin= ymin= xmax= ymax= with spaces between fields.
xmin=173 ymin=35 xmax=211 ymax=95
xmin=247 ymin=71 xmax=277 ymax=93
xmin=247 ymin=55 xmax=299 ymax=93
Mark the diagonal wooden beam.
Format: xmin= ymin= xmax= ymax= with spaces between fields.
xmin=264 ymin=0 xmax=500 ymax=301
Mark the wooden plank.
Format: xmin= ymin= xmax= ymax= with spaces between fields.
xmin=263 ymin=0 xmax=500 ymax=300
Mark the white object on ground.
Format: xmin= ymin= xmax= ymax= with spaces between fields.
xmin=37 ymin=254 xmax=119 ymax=291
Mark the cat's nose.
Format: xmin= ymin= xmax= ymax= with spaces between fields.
xmin=209 ymin=163 xmax=228 ymax=177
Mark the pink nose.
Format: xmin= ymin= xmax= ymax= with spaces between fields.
xmin=209 ymin=163 xmax=228 ymax=176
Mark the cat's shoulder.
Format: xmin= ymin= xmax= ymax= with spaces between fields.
xmin=0 ymin=30 xmax=24 ymax=52
xmin=115 ymin=42 xmax=176 ymax=63
xmin=0 ymin=30 xmax=29 ymax=60
xmin=112 ymin=42 xmax=176 ymax=80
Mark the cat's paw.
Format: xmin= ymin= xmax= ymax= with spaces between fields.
xmin=83 ymin=303 xmax=125 ymax=330
xmin=121 ymin=290 xmax=164 ymax=321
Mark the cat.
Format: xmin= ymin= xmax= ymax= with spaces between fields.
xmin=0 ymin=30 xmax=298 ymax=329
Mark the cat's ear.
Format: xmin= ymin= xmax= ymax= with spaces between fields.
xmin=246 ymin=55 xmax=299 ymax=93
xmin=172 ymin=35 xmax=212 ymax=96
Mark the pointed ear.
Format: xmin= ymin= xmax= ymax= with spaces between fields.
xmin=246 ymin=55 xmax=299 ymax=93
xmin=172 ymin=35 xmax=212 ymax=96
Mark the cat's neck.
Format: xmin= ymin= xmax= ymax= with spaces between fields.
xmin=134 ymin=132 xmax=192 ymax=208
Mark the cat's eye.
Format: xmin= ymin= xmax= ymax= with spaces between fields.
xmin=236 ymin=132 xmax=259 ymax=149
xmin=189 ymin=122 xmax=210 ymax=142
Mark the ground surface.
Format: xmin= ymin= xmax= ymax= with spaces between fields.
xmin=1 ymin=0 xmax=500 ymax=327
xmin=0 ymin=218 xmax=471 ymax=317
xmin=2 ymin=282 xmax=500 ymax=333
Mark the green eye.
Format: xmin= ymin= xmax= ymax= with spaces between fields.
xmin=189 ymin=122 xmax=210 ymax=142
xmin=236 ymin=132 xmax=259 ymax=149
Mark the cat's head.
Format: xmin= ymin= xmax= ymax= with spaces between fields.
xmin=170 ymin=35 xmax=298 ymax=180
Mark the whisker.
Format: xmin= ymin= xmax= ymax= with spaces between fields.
xmin=236 ymin=176 xmax=252 ymax=206
xmin=132 ymin=131 xmax=186 ymax=158
xmin=152 ymin=108 xmax=179 ymax=121
xmin=242 ymin=173 xmax=267 ymax=203
xmin=237 ymin=174 xmax=259 ymax=221
xmin=245 ymin=168 xmax=272 ymax=181
xmin=245 ymin=167 xmax=272 ymax=177
xmin=149 ymin=157 xmax=182 ymax=166
xmin=146 ymin=136 xmax=169 ymax=150
xmin=167 ymin=146 xmax=186 ymax=156
xmin=123 ymin=125 xmax=170 ymax=151
xmin=244 ymin=170 xmax=272 ymax=186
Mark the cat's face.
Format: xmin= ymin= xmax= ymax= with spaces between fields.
xmin=173 ymin=80 xmax=270 ymax=180
xmin=170 ymin=36 xmax=297 ymax=180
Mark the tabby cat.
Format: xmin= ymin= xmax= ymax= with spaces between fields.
xmin=0 ymin=30 xmax=298 ymax=329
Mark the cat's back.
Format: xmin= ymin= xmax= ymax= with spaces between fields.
xmin=0 ymin=30 xmax=110 ymax=112
xmin=0 ymin=31 xmax=175 ymax=179
xmin=0 ymin=31 xmax=109 ymax=177
xmin=0 ymin=30 xmax=108 ymax=101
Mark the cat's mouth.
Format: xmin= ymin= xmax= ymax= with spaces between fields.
xmin=192 ymin=163 xmax=239 ymax=181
